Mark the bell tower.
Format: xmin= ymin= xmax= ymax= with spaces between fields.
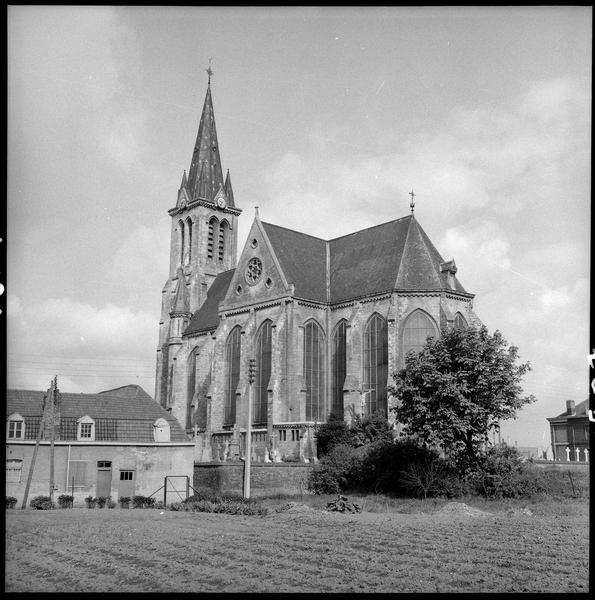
xmin=155 ymin=69 xmax=242 ymax=408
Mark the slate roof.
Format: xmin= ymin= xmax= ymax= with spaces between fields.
xmin=183 ymin=214 xmax=471 ymax=334
xmin=6 ymin=385 xmax=190 ymax=442
xmin=548 ymin=398 xmax=589 ymax=421
xmin=185 ymin=268 xmax=236 ymax=335
xmin=261 ymin=222 xmax=328 ymax=302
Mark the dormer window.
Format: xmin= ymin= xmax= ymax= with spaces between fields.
xmin=153 ymin=418 xmax=171 ymax=442
xmin=7 ymin=413 xmax=25 ymax=439
xmin=77 ymin=415 xmax=95 ymax=441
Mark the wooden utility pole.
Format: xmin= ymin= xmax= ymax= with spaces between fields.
xmin=21 ymin=379 xmax=54 ymax=509
xmin=243 ymin=358 xmax=256 ymax=499
xmin=49 ymin=376 xmax=59 ymax=502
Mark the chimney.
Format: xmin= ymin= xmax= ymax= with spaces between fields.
xmin=566 ymin=400 xmax=575 ymax=415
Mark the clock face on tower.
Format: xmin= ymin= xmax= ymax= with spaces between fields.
xmin=216 ymin=196 xmax=226 ymax=209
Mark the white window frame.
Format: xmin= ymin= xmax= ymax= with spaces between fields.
xmin=77 ymin=415 xmax=95 ymax=441
xmin=7 ymin=413 xmax=25 ymax=440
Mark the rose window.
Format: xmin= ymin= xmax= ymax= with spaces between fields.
xmin=245 ymin=257 xmax=263 ymax=285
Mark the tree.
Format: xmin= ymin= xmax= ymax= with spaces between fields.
xmin=389 ymin=325 xmax=535 ymax=464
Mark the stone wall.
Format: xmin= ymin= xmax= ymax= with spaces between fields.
xmin=194 ymin=462 xmax=313 ymax=497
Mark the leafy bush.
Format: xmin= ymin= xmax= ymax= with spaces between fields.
xmin=170 ymin=494 xmax=267 ymax=515
xmin=107 ymin=498 xmax=117 ymax=508
xmin=96 ymin=496 xmax=107 ymax=508
xmin=6 ymin=496 xmax=18 ymax=509
xmin=308 ymin=444 xmax=365 ymax=494
xmin=57 ymin=494 xmax=73 ymax=508
xmin=84 ymin=496 xmax=96 ymax=508
xmin=315 ymin=413 xmax=353 ymax=457
xmin=466 ymin=445 xmax=549 ymax=499
xmin=119 ymin=496 xmax=131 ymax=507
xmin=132 ymin=495 xmax=156 ymax=508
xmin=30 ymin=496 xmax=55 ymax=510
xmin=349 ymin=412 xmax=394 ymax=447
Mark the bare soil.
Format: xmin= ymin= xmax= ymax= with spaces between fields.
xmin=5 ymin=497 xmax=589 ymax=593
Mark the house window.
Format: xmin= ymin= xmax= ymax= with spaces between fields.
xmin=331 ymin=320 xmax=347 ymax=417
xmin=291 ymin=429 xmax=301 ymax=442
xmin=120 ymin=471 xmax=134 ymax=481
xmin=254 ymin=320 xmax=272 ymax=425
xmin=402 ymin=310 xmax=437 ymax=357
xmin=7 ymin=413 xmax=25 ymax=439
xmin=304 ymin=320 xmax=325 ymax=421
xmin=6 ymin=459 xmax=23 ymax=483
xmin=77 ymin=416 xmax=95 ymax=441
xmin=224 ymin=326 xmax=241 ymax=425
xmin=363 ymin=313 xmax=388 ymax=416
xmin=153 ymin=418 xmax=171 ymax=442
xmin=279 ymin=429 xmax=287 ymax=441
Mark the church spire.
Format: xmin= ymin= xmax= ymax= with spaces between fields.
xmin=187 ymin=78 xmax=225 ymax=203
xmin=224 ymin=169 xmax=235 ymax=208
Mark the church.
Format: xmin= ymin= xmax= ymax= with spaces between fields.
xmin=155 ymin=76 xmax=482 ymax=464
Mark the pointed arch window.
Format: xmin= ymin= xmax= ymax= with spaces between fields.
xmin=363 ymin=314 xmax=388 ymax=416
xmin=179 ymin=220 xmax=185 ymax=266
xmin=402 ymin=310 xmax=437 ymax=357
xmin=331 ymin=320 xmax=347 ymax=417
xmin=218 ymin=220 xmax=229 ymax=263
xmin=185 ymin=217 xmax=193 ymax=264
xmin=304 ymin=320 xmax=326 ymax=421
xmin=224 ymin=326 xmax=242 ymax=426
xmin=254 ymin=320 xmax=272 ymax=425
xmin=207 ymin=216 xmax=218 ymax=259
xmin=453 ymin=313 xmax=467 ymax=330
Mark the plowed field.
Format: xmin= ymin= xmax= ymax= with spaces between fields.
xmin=5 ymin=499 xmax=588 ymax=593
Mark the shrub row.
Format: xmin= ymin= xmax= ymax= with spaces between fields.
xmin=168 ymin=492 xmax=268 ymax=515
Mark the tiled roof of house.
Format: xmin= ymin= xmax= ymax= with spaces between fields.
xmin=548 ymin=398 xmax=590 ymax=421
xmin=6 ymin=386 xmax=190 ymax=442
xmin=184 ymin=268 xmax=236 ymax=335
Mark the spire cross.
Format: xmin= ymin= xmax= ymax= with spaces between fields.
xmin=206 ymin=58 xmax=213 ymax=85
xmin=409 ymin=189 xmax=416 ymax=213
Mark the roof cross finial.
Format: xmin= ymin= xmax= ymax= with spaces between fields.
xmin=206 ymin=58 xmax=213 ymax=86
xmin=409 ymin=189 xmax=416 ymax=214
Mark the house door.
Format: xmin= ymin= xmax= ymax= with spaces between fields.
xmin=96 ymin=461 xmax=112 ymax=497
xmin=118 ymin=470 xmax=135 ymax=498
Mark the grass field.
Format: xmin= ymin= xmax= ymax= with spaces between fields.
xmin=5 ymin=494 xmax=589 ymax=593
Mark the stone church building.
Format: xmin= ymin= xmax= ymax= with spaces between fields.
xmin=155 ymin=79 xmax=482 ymax=464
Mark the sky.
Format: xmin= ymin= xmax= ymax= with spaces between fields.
xmin=6 ymin=6 xmax=591 ymax=452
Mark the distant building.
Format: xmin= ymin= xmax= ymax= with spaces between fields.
xmin=547 ymin=399 xmax=589 ymax=462
xmin=6 ymin=385 xmax=194 ymax=506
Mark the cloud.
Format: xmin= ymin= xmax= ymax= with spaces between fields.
xmin=7 ymin=295 xmax=157 ymax=394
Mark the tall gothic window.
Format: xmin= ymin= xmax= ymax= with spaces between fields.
xmin=304 ymin=320 xmax=326 ymax=421
xmin=453 ymin=313 xmax=467 ymax=330
xmin=179 ymin=220 xmax=185 ymax=265
xmin=254 ymin=320 xmax=272 ymax=425
xmin=207 ymin=216 xmax=218 ymax=259
xmin=218 ymin=220 xmax=229 ymax=263
xmin=363 ymin=313 xmax=388 ymax=416
xmin=331 ymin=320 xmax=347 ymax=417
xmin=402 ymin=310 xmax=437 ymax=357
xmin=186 ymin=217 xmax=193 ymax=264
xmin=224 ymin=327 xmax=241 ymax=425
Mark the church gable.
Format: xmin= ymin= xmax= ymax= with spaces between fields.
xmin=220 ymin=218 xmax=291 ymax=310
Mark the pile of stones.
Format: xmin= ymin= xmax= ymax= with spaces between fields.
xmin=326 ymin=494 xmax=361 ymax=513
